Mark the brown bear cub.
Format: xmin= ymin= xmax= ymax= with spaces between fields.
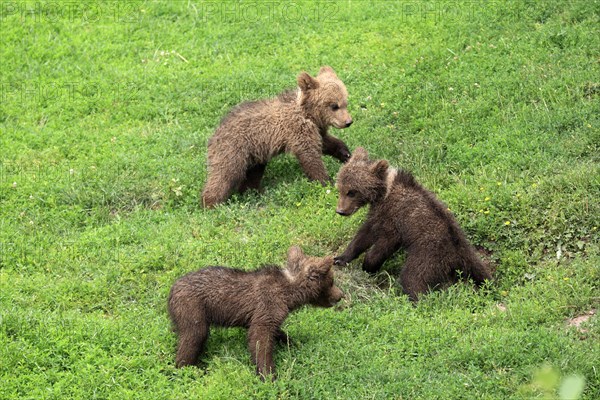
xmin=168 ymin=246 xmax=343 ymax=380
xmin=201 ymin=66 xmax=353 ymax=207
xmin=334 ymin=147 xmax=492 ymax=302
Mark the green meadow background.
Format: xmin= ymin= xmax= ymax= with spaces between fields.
xmin=1 ymin=1 xmax=598 ymax=398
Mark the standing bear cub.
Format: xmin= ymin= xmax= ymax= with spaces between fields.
xmin=334 ymin=147 xmax=492 ymax=302
xmin=201 ymin=66 xmax=353 ymax=207
xmin=168 ymin=246 xmax=344 ymax=380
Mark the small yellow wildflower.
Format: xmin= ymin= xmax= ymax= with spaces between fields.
xmin=504 ymin=221 xmax=511 ymax=225
xmin=484 ymin=196 xmax=490 ymax=201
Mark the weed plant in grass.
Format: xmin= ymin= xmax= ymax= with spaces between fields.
xmin=1 ymin=1 xmax=598 ymax=399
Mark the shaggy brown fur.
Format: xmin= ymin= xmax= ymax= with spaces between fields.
xmin=168 ymin=246 xmax=343 ymax=380
xmin=334 ymin=147 xmax=492 ymax=302
xmin=201 ymin=66 xmax=353 ymax=207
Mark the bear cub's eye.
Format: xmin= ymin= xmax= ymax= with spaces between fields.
xmin=347 ymin=190 xmax=356 ymax=198
xmin=330 ymin=103 xmax=340 ymax=111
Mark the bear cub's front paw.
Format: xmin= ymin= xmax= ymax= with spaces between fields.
xmin=334 ymin=257 xmax=349 ymax=267
xmin=340 ymin=149 xmax=351 ymax=162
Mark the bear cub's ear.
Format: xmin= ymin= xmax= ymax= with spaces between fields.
xmin=297 ymin=72 xmax=319 ymax=92
xmin=287 ymin=246 xmax=305 ymax=272
xmin=370 ymin=159 xmax=389 ymax=180
xmin=321 ymin=256 xmax=334 ymax=270
xmin=308 ymin=257 xmax=333 ymax=281
xmin=318 ymin=66 xmax=337 ymax=76
xmin=350 ymin=146 xmax=369 ymax=162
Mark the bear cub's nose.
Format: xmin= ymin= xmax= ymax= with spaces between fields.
xmin=345 ymin=119 xmax=353 ymax=127
xmin=336 ymin=209 xmax=348 ymax=216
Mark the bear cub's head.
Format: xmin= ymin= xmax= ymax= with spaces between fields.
xmin=285 ymin=246 xmax=344 ymax=307
xmin=297 ymin=66 xmax=353 ymax=130
xmin=335 ymin=147 xmax=390 ymax=216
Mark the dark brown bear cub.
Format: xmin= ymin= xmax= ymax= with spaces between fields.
xmin=334 ymin=147 xmax=492 ymax=302
xmin=168 ymin=246 xmax=343 ymax=380
xmin=201 ymin=66 xmax=353 ymax=208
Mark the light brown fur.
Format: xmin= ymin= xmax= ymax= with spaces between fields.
xmin=201 ymin=66 xmax=353 ymax=207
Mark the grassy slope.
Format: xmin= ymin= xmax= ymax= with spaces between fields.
xmin=1 ymin=1 xmax=598 ymax=399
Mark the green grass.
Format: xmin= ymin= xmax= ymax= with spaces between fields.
xmin=1 ymin=0 xmax=599 ymax=398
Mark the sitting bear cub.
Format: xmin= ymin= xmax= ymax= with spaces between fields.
xmin=334 ymin=147 xmax=492 ymax=301
xmin=201 ymin=66 xmax=353 ymax=207
xmin=168 ymin=246 xmax=344 ymax=380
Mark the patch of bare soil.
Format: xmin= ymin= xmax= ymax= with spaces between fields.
xmin=566 ymin=309 xmax=596 ymax=333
